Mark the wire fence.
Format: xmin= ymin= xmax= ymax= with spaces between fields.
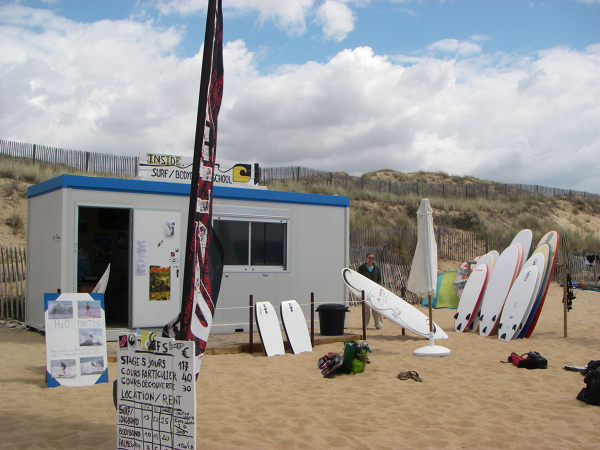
xmin=0 ymin=247 xmax=26 ymax=321
xmin=0 ymin=139 xmax=138 ymax=177
xmin=261 ymin=166 xmax=600 ymax=201
xmin=2 ymin=140 xmax=599 ymax=201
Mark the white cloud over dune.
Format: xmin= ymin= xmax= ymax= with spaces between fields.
xmin=1 ymin=4 xmax=599 ymax=194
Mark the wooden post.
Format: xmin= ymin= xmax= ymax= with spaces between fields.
xmin=310 ymin=292 xmax=315 ymax=347
xmin=562 ymin=238 xmax=568 ymax=338
xmin=361 ymin=290 xmax=366 ymax=341
xmin=249 ymin=295 xmax=254 ymax=353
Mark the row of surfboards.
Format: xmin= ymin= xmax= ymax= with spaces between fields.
xmin=453 ymin=230 xmax=559 ymax=340
xmin=254 ymin=300 xmax=313 ymax=357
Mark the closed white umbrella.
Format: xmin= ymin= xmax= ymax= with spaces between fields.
xmin=407 ymin=199 xmax=450 ymax=357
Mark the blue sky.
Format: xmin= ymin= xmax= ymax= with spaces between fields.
xmin=1 ymin=0 xmax=600 ymax=194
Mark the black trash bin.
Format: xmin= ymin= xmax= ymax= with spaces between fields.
xmin=316 ymin=303 xmax=349 ymax=336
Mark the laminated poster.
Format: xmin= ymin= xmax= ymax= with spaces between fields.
xmin=149 ymin=266 xmax=171 ymax=301
xmin=44 ymin=293 xmax=108 ymax=387
xmin=116 ymin=335 xmax=196 ymax=450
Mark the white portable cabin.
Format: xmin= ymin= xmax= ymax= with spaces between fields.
xmin=25 ymin=175 xmax=349 ymax=336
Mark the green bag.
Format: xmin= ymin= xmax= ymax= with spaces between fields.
xmin=341 ymin=340 xmax=371 ymax=374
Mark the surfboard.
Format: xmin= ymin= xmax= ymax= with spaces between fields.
xmin=92 ymin=264 xmax=111 ymax=294
xmin=515 ymin=249 xmax=547 ymax=337
xmin=498 ymin=264 xmax=539 ymax=341
xmin=454 ymin=263 xmax=488 ymax=332
xmin=510 ymin=229 xmax=533 ymax=273
xmin=521 ymin=231 xmax=559 ymax=338
xmin=341 ymin=268 xmax=448 ymax=340
xmin=280 ymin=300 xmax=312 ymax=354
xmin=466 ymin=252 xmax=496 ymax=333
xmin=255 ymin=301 xmax=285 ymax=356
xmin=478 ymin=245 xmax=521 ymax=336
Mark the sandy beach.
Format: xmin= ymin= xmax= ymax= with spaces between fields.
xmin=1 ymin=281 xmax=599 ymax=450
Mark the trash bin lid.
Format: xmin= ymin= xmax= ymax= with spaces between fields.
xmin=316 ymin=303 xmax=349 ymax=311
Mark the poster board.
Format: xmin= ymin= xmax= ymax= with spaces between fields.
xmin=44 ymin=293 xmax=108 ymax=387
xmin=116 ymin=335 xmax=196 ymax=450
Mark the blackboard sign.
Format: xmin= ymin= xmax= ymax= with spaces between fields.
xmin=117 ymin=334 xmax=196 ymax=450
xmin=44 ymin=293 xmax=108 ymax=387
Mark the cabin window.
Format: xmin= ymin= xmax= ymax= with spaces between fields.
xmin=213 ymin=218 xmax=287 ymax=271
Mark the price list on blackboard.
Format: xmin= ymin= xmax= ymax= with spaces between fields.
xmin=117 ymin=335 xmax=196 ymax=450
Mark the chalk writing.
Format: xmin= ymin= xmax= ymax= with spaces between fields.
xmin=117 ymin=335 xmax=195 ymax=450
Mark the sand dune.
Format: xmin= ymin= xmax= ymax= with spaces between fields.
xmin=1 ymin=282 xmax=599 ymax=449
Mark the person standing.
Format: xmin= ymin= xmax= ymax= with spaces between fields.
xmin=357 ymin=253 xmax=384 ymax=329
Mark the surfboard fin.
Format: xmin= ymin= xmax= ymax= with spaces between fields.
xmin=466 ymin=313 xmax=471 ymax=320
xmin=482 ymin=326 xmax=487 ymax=334
xmin=453 ymin=312 xmax=458 ymax=319
xmin=457 ymin=323 xmax=462 ymax=331
xmin=500 ymin=333 xmax=506 ymax=340
xmin=492 ymin=315 xmax=497 ymax=322
xmin=512 ymin=324 xmax=517 ymax=330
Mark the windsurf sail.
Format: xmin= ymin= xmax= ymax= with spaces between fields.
xmin=163 ymin=0 xmax=224 ymax=376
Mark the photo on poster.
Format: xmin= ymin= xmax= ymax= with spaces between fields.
xmin=149 ymin=266 xmax=171 ymax=301
xmin=79 ymin=328 xmax=104 ymax=346
xmin=164 ymin=221 xmax=176 ymax=238
xmin=77 ymin=300 xmax=102 ymax=318
xmin=80 ymin=356 xmax=105 ymax=375
xmin=50 ymin=359 xmax=77 ymax=378
xmin=47 ymin=301 xmax=73 ymax=319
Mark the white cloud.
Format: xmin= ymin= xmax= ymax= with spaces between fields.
xmin=1 ymin=4 xmax=599 ymax=195
xmin=157 ymin=0 xmax=316 ymax=35
xmin=427 ymin=38 xmax=482 ymax=56
xmin=315 ymin=0 xmax=356 ymax=42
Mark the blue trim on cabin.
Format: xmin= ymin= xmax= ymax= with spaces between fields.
xmin=27 ymin=175 xmax=350 ymax=208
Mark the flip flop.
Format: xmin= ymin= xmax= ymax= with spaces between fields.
xmin=397 ymin=372 xmax=410 ymax=380
xmin=408 ymin=370 xmax=423 ymax=382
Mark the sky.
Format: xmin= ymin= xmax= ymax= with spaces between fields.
xmin=1 ymin=0 xmax=599 ymax=194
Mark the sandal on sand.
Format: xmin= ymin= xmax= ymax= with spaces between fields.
xmin=397 ymin=370 xmax=422 ymax=382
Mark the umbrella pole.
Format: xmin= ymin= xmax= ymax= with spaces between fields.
xmin=361 ymin=290 xmax=366 ymax=341
xmin=428 ymin=294 xmax=433 ymax=333
xmin=428 ymin=294 xmax=435 ymax=346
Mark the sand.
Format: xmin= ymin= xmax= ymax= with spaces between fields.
xmin=1 ymin=282 xmax=599 ymax=450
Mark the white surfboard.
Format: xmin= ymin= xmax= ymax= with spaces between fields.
xmin=255 ymin=301 xmax=285 ymax=357
xmin=479 ymin=245 xmax=521 ymax=336
xmin=341 ymin=268 xmax=448 ymax=340
xmin=466 ymin=251 xmax=496 ymax=333
xmin=280 ymin=300 xmax=312 ymax=354
xmin=92 ymin=264 xmax=111 ymax=294
xmin=510 ymin=229 xmax=533 ymax=273
xmin=521 ymin=231 xmax=559 ymax=338
xmin=498 ymin=265 xmax=539 ymax=341
xmin=454 ymin=264 xmax=488 ymax=332
xmin=513 ymin=251 xmax=546 ymax=338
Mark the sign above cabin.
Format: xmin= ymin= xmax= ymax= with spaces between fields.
xmin=138 ymin=153 xmax=263 ymax=189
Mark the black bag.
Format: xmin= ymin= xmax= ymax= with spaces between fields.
xmin=507 ymin=351 xmax=548 ymax=369
xmin=576 ymin=361 xmax=600 ymax=405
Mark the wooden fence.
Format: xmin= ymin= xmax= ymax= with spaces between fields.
xmin=0 ymin=139 xmax=138 ymax=177
xmin=0 ymin=247 xmax=26 ymax=321
xmin=261 ymin=166 xmax=600 ymax=201
xmin=349 ymin=228 xmax=598 ymax=306
xmin=3 ymin=140 xmax=599 ymax=202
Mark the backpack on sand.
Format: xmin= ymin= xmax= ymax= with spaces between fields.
xmin=576 ymin=361 xmax=600 ymax=405
xmin=507 ymin=351 xmax=547 ymax=369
